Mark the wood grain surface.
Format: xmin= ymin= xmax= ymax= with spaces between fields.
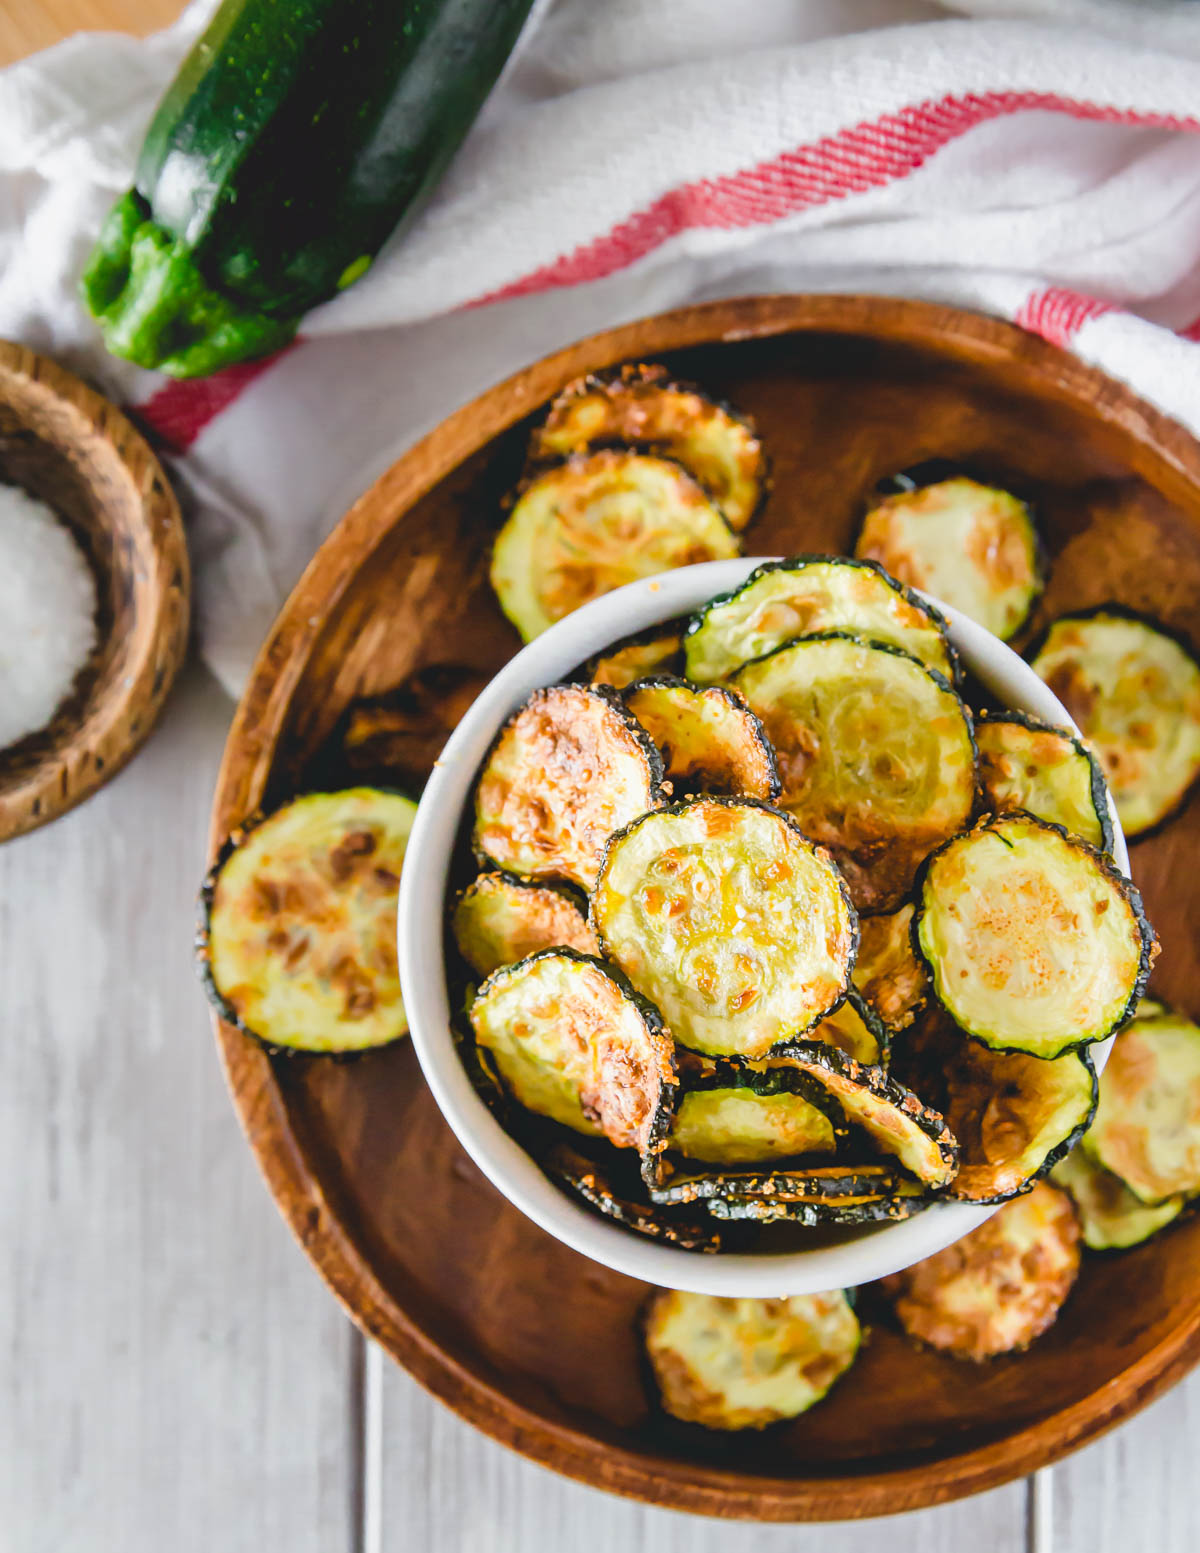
xmin=0 ymin=0 xmax=181 ymax=67
xmin=205 ymin=294 xmax=1200 ymax=1521
xmin=0 ymin=341 xmax=190 ymax=842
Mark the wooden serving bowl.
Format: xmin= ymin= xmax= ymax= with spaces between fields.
xmin=208 ymin=295 xmax=1200 ymax=1521
xmin=0 ymin=342 xmax=190 ymax=841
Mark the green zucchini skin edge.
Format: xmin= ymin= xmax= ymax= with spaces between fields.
xmin=622 ymin=672 xmax=782 ymax=803
xmin=81 ymin=0 xmax=537 ymax=376
xmin=195 ymin=787 xmax=416 ymax=1060
xmin=589 ymin=793 xmax=860 ymax=1043
xmin=684 ymin=553 xmax=963 ymax=687
xmin=833 ymin=984 xmax=893 ymax=1067
xmin=472 ymin=945 xmax=680 ymax=1168
xmin=910 ymin=811 xmax=1157 ymax=1058
xmin=471 ymin=682 xmax=666 ymax=876
xmin=543 ymin=1141 xmax=724 ymax=1253
xmin=528 ymin=364 xmax=772 ymax=529
xmin=650 ymin=1164 xmax=912 ymax=1209
xmin=1025 ymin=602 xmax=1200 ymax=842
xmin=772 ymin=1037 xmax=959 ymax=1183
xmin=975 ymin=707 xmax=1116 ymax=855
xmin=706 ymin=1191 xmax=928 ymax=1225
xmin=868 ymin=462 xmax=1048 ymax=640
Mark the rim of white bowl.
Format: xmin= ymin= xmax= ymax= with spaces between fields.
xmin=397 ymin=559 xmax=1128 ymax=1297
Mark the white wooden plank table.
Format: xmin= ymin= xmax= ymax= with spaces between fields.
xmin=1 ymin=659 xmax=1197 ymax=1551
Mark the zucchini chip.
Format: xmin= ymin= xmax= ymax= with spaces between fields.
xmin=591 ymin=798 xmax=857 ymax=1060
xmin=587 ymin=626 xmax=683 ymax=689
xmin=1051 ymin=1148 xmax=1186 ymax=1252
xmin=853 ymin=903 xmax=928 ymax=1034
xmin=452 ymin=872 xmax=598 ymax=979
xmin=473 ymin=684 xmax=663 ymax=891
xmin=915 ymin=813 xmax=1155 ymax=1059
xmin=543 ymin=1141 xmax=723 ymax=1253
xmin=684 ymin=555 xmax=957 ymax=685
xmin=491 ymin=450 xmax=739 ymax=641
xmin=707 ymin=1183 xmax=927 ymax=1225
xmin=643 ymin=1289 xmax=860 ymax=1430
xmin=468 ymin=949 xmax=677 ymax=1153
xmin=340 ymin=664 xmax=488 ymax=784
xmin=881 ymin=1180 xmax=1081 ymax=1361
xmin=530 ymin=365 xmax=767 ymax=531
xmin=653 ymin=1162 xmax=917 ymax=1209
xmin=624 ymin=676 xmax=779 ymax=801
xmin=1029 ymin=608 xmax=1200 ymax=838
xmin=811 ymin=986 xmax=890 ymax=1066
xmin=199 ymin=788 xmax=417 ymax=1055
xmin=1082 ymin=1006 xmax=1200 ymax=1204
xmin=775 ymin=1041 xmax=958 ymax=1188
xmin=664 ymin=1056 xmax=838 ymax=1169
xmin=856 ymin=473 xmax=1043 ymax=641
xmin=734 ymin=633 xmax=976 ymax=913
xmin=894 ymin=1014 xmax=1097 ymax=1203
xmin=976 ymin=710 xmax=1113 ymax=852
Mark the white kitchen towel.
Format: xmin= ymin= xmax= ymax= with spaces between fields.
xmin=3 ymin=0 xmax=1200 ymax=694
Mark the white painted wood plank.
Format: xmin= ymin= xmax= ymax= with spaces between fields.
xmin=0 ymin=666 xmax=360 ymax=1553
xmin=379 ymin=1360 xmax=1028 ymax=1553
xmin=1048 ymin=1372 xmax=1200 ymax=1553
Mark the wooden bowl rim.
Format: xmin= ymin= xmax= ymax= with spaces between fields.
xmin=207 ymin=294 xmax=1200 ymax=1521
xmin=0 ymin=341 xmax=190 ymax=841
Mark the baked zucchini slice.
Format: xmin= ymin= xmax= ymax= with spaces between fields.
xmin=706 ymin=1183 xmax=927 ymax=1225
xmin=1051 ymin=1148 xmax=1186 ymax=1251
xmin=587 ymin=626 xmax=683 ymax=689
xmin=624 ymin=676 xmax=779 ymax=801
xmin=452 ymin=872 xmax=598 ymax=979
xmin=811 ymin=986 xmax=890 ymax=1066
xmin=683 ymin=555 xmax=957 ymax=685
xmin=915 ymin=813 xmax=1155 ymax=1058
xmin=1082 ymin=1006 xmax=1200 ymax=1203
xmin=882 ymin=1180 xmax=1081 ymax=1360
xmin=651 ymin=1161 xmax=914 ymax=1208
xmin=643 ymin=1289 xmax=860 ymax=1430
xmin=468 ymin=949 xmax=677 ymax=1153
xmin=530 ymin=364 xmax=767 ymax=532
xmin=733 ymin=633 xmax=976 ymax=913
xmin=853 ymin=903 xmax=928 ymax=1034
xmin=339 ymin=664 xmax=489 ymax=785
xmin=856 ymin=472 xmax=1043 ymax=641
xmin=542 ymin=1141 xmax=723 ymax=1253
xmin=1029 ymin=608 xmax=1200 ymax=838
xmin=198 ymin=788 xmax=417 ymax=1055
xmin=663 ymin=1055 xmax=839 ymax=1169
xmin=975 ymin=710 xmax=1113 ymax=852
xmin=473 ymin=684 xmax=663 ymax=891
xmin=591 ymin=798 xmax=857 ymax=1060
xmin=894 ymin=1014 xmax=1097 ymax=1203
xmin=774 ymin=1041 xmax=958 ymax=1188
xmin=491 ymin=450 xmax=740 ymax=641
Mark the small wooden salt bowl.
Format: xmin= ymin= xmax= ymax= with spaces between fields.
xmin=0 ymin=341 xmax=189 ymax=841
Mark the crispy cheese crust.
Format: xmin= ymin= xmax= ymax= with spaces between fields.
xmin=452 ymin=872 xmax=598 ymax=979
xmin=624 ymin=676 xmax=779 ymax=801
xmin=644 ymin=1289 xmax=860 ymax=1428
xmin=587 ymin=628 xmax=683 ymax=689
xmin=882 ymin=1180 xmax=1081 ymax=1360
xmin=853 ymin=903 xmax=928 ymax=1033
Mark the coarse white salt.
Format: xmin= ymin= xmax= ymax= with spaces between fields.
xmin=0 ymin=484 xmax=98 ymax=749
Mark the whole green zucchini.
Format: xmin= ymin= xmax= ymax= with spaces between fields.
xmin=81 ymin=0 xmax=537 ymax=377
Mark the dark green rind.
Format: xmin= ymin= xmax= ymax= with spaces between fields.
xmin=471 ymin=946 xmax=680 ymax=1168
xmin=195 ymin=787 xmax=415 ymax=1059
xmin=912 ymin=811 xmax=1157 ymax=1059
xmin=82 ymin=0 xmax=537 ymax=375
xmin=542 ymin=1141 xmax=724 ymax=1253
xmin=684 ymin=553 xmax=962 ymax=686
xmin=472 ymin=682 xmax=666 ymax=878
xmin=622 ymin=673 xmax=782 ymax=802
xmin=772 ymin=1038 xmax=959 ymax=1185
xmin=649 ymin=1163 xmax=911 ymax=1209
xmin=1026 ymin=603 xmax=1200 ymax=842
xmin=975 ymin=707 xmax=1115 ymax=855
xmin=828 ymin=984 xmax=893 ymax=1067
xmin=590 ymin=794 xmax=860 ymax=1048
xmin=528 ymin=363 xmax=771 ymax=529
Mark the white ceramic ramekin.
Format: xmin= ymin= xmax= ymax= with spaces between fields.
xmin=398 ymin=560 xmax=1127 ymax=1296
